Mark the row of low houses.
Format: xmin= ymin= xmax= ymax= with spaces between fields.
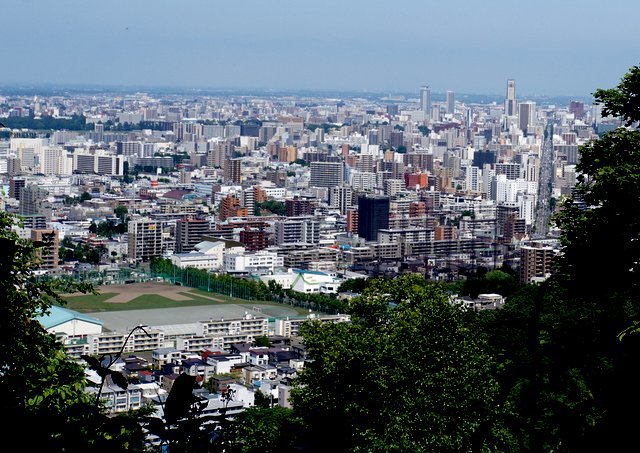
xmin=83 ymin=337 xmax=310 ymax=416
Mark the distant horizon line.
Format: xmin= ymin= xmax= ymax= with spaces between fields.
xmin=0 ymin=82 xmax=594 ymax=102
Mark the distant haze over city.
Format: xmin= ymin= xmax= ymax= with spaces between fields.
xmin=3 ymin=0 xmax=639 ymax=98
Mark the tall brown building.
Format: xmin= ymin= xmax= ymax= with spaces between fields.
xmin=10 ymin=177 xmax=26 ymax=200
xmin=253 ymin=186 xmax=267 ymax=203
xmin=434 ymin=224 xmax=457 ymax=241
xmin=286 ymin=196 xmax=315 ymax=217
xmin=519 ymin=243 xmax=554 ymax=284
xmin=219 ymin=194 xmax=248 ymax=221
xmin=239 ymin=227 xmax=269 ymax=251
xmin=346 ymin=209 xmax=359 ymax=234
xmin=409 ymin=202 xmax=427 ymax=218
xmin=31 ymin=229 xmax=59 ymax=270
xmin=224 ymin=158 xmax=242 ymax=184
xmin=497 ymin=204 xmax=526 ymax=243
xmin=278 ymin=145 xmax=297 ymax=163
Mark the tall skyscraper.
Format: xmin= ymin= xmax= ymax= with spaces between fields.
xmin=357 ymin=195 xmax=390 ymax=242
xmin=420 ymin=86 xmax=432 ymax=120
xmin=446 ymin=90 xmax=455 ymax=115
xmin=504 ymin=79 xmax=517 ymax=116
xmin=518 ymin=101 xmax=536 ymax=135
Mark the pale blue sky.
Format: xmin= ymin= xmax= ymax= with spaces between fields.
xmin=2 ymin=0 xmax=639 ymax=96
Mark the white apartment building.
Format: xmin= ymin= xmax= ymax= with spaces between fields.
xmin=73 ymin=150 xmax=124 ymax=176
xmin=196 ymin=314 xmax=268 ymax=338
xmin=275 ymin=313 xmax=351 ymax=337
xmin=62 ymin=328 xmax=165 ymax=358
xmin=223 ymin=250 xmax=283 ymax=274
xmin=40 ymin=147 xmax=73 ymax=175
xmin=88 ymin=384 xmax=143 ymax=414
xmin=170 ymin=241 xmax=225 ymax=270
xmin=275 ymin=217 xmax=320 ymax=245
xmin=128 ymin=218 xmax=163 ymax=262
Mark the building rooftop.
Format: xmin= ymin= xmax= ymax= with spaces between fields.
xmin=37 ymin=305 xmax=103 ymax=329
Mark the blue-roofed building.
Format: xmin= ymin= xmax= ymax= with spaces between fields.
xmin=37 ymin=305 xmax=103 ymax=337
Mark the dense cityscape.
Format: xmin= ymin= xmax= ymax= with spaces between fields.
xmin=1 ymin=77 xmax=627 ymax=448
xmin=1 ymin=81 xmax=604 ymax=283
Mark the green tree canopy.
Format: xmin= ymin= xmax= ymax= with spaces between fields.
xmin=292 ymin=274 xmax=506 ymax=451
xmin=114 ymin=205 xmax=128 ymax=222
xmin=546 ymin=64 xmax=640 ymax=450
xmin=478 ymin=64 xmax=640 ymax=452
xmin=0 ymin=211 xmax=146 ymax=450
xmin=231 ymin=406 xmax=301 ymax=452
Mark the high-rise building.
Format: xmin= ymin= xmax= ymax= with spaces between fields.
xmin=207 ymin=141 xmax=232 ymax=168
xmin=329 ymin=186 xmax=354 ymax=215
xmin=346 ymin=208 xmax=359 ymax=234
xmin=446 ymin=90 xmax=455 ymax=115
xmin=464 ymin=165 xmax=481 ymax=193
xmin=219 ymin=194 xmax=248 ymax=221
xmin=179 ymin=168 xmax=192 ymax=184
xmin=278 ymin=145 xmax=297 ymax=163
xmin=384 ymin=179 xmax=405 ymax=197
xmin=9 ymin=177 xmax=25 ymax=199
xmin=275 ymin=217 xmax=320 ymax=245
xmin=224 ymin=158 xmax=242 ymax=184
xmin=357 ymin=195 xmax=390 ymax=242
xmin=7 ymin=157 xmax=21 ymax=176
xmin=504 ymin=79 xmax=517 ymax=116
xmin=41 ymin=147 xmax=72 ymax=175
xmin=569 ymin=100 xmax=585 ymax=119
xmin=19 ymin=185 xmax=50 ymax=218
xmin=434 ymin=224 xmax=457 ymax=241
xmin=117 ymin=141 xmax=143 ymax=157
xmin=420 ymin=86 xmax=432 ymax=120
xmin=405 ymin=172 xmax=428 ymax=190
xmin=310 ymin=161 xmax=343 ymax=188
xmin=518 ymin=101 xmax=536 ymax=135
xmin=239 ymin=227 xmax=269 ymax=251
xmin=72 ymin=151 xmax=124 ymax=176
xmin=242 ymin=187 xmax=255 ymax=214
xmin=21 ymin=214 xmax=47 ymax=229
xmin=495 ymin=163 xmax=522 ymax=180
xmin=128 ymin=219 xmax=163 ymax=262
xmin=386 ymin=104 xmax=399 ymax=116
xmin=519 ymin=243 xmax=554 ymax=283
xmin=286 ymin=196 xmax=315 ymax=217
xmin=497 ymin=204 xmax=526 ymax=242
xmin=31 ymin=229 xmax=59 ymax=270
xmin=367 ymin=129 xmax=379 ymax=146
xmin=409 ymin=202 xmax=427 ymax=218
xmin=253 ymin=186 xmax=267 ymax=204
xmin=176 ymin=219 xmax=211 ymax=253
xmin=390 ymin=130 xmax=403 ymax=149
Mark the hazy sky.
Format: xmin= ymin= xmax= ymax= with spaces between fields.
xmin=3 ymin=0 xmax=639 ymax=96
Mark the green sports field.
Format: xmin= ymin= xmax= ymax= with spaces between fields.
xmin=62 ymin=282 xmax=309 ymax=315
